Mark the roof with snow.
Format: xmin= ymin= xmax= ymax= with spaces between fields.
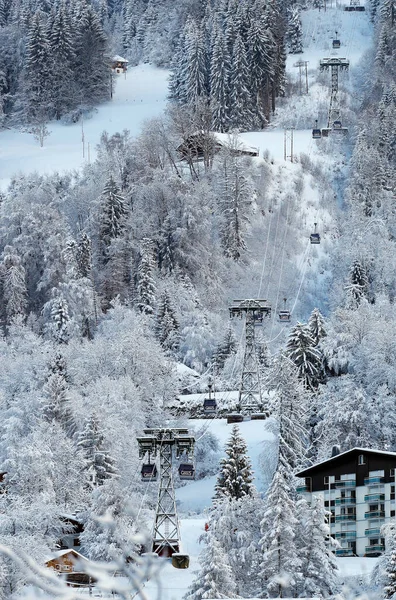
xmin=45 ymin=549 xmax=88 ymax=563
xmin=178 ymin=131 xmax=259 ymax=158
xmin=296 ymin=447 xmax=396 ymax=477
xmin=112 ymin=55 xmax=128 ymax=63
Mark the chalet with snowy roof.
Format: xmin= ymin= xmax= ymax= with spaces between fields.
xmin=45 ymin=549 xmax=95 ymax=587
xmin=112 ymin=55 xmax=128 ymax=73
xmin=177 ymin=131 xmax=259 ymax=162
xmin=297 ymin=448 xmax=396 ymax=557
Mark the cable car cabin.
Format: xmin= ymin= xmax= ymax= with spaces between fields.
xmin=310 ymin=232 xmax=321 ymax=244
xmin=333 ymin=120 xmax=342 ymax=129
xmin=171 ymin=554 xmax=190 ymax=569
xmin=279 ymin=310 xmax=291 ymax=322
xmin=203 ymin=398 xmax=217 ymax=414
xmin=312 ymin=128 xmax=322 ymax=139
xmin=332 ymin=39 xmax=341 ymax=48
xmin=227 ymin=413 xmax=244 ymax=424
xmin=141 ymin=463 xmax=158 ymax=482
xmin=253 ymin=313 xmax=264 ymax=325
xmin=178 ymin=463 xmax=195 ymax=480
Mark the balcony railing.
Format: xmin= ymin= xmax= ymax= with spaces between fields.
xmin=296 ymin=485 xmax=309 ymax=494
xmin=364 ymin=476 xmax=385 ymax=486
xmin=335 ymin=531 xmax=356 ymax=539
xmin=335 ymin=480 xmax=356 ymax=488
xmin=336 ymin=514 xmax=356 ymax=522
xmin=336 ymin=548 xmax=354 ymax=557
xmin=365 ymin=511 xmax=385 ymax=519
xmin=335 ymin=497 xmax=356 ymax=505
xmin=364 ymin=494 xmax=385 ymax=502
xmin=365 ymin=545 xmax=385 ymax=555
xmin=365 ymin=528 xmax=381 ymax=537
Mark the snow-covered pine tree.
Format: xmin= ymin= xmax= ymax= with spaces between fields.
xmin=137 ymin=239 xmax=156 ymax=314
xmin=99 ymin=175 xmax=128 ymax=254
xmin=210 ymin=25 xmax=230 ymax=132
xmin=77 ymin=414 xmax=117 ymax=486
xmin=298 ymin=496 xmax=339 ymax=597
xmin=23 ymin=11 xmax=54 ymax=124
xmin=307 ymin=307 xmax=326 ymax=346
xmin=345 ymin=259 xmax=369 ymax=306
xmin=214 ymin=425 xmax=254 ymax=502
xmin=184 ymin=530 xmax=237 ymax=600
xmin=76 ymin=232 xmax=92 ymax=279
xmin=45 ymin=293 xmax=71 ymax=344
xmin=42 ymin=353 xmax=75 ymax=436
xmin=1 ymin=245 xmax=27 ymax=325
xmin=384 ymin=525 xmax=396 ymax=598
xmin=259 ymin=463 xmax=301 ymax=598
xmin=286 ymin=321 xmax=323 ymax=390
xmin=48 ymin=2 xmax=76 ymax=119
xmin=248 ymin=14 xmax=273 ymax=126
xmin=155 ymin=289 xmax=179 ymax=354
xmin=229 ymin=31 xmax=254 ymax=130
xmin=213 ymin=325 xmax=237 ymax=373
xmin=286 ymin=6 xmax=303 ymax=54
xmin=185 ymin=20 xmax=209 ymax=105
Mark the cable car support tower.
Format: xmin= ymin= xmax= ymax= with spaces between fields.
xmin=229 ymin=299 xmax=271 ymax=416
xmin=319 ymin=57 xmax=349 ymax=135
xmin=137 ymin=428 xmax=195 ymax=566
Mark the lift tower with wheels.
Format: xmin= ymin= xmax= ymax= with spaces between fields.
xmin=229 ymin=299 xmax=271 ymax=418
xmin=137 ymin=428 xmax=195 ymax=568
xmin=319 ymin=57 xmax=349 ymax=135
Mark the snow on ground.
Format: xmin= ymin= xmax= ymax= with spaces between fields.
xmin=0 ymin=64 xmax=169 ymax=189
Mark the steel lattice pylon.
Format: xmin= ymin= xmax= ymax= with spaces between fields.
xmin=136 ymin=428 xmax=194 ymax=557
xmin=319 ymin=57 xmax=349 ymax=129
xmin=229 ymin=299 xmax=271 ymax=415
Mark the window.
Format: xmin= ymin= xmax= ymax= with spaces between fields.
xmin=391 ymin=469 xmax=395 ymax=478
xmin=392 ymin=485 xmax=395 ymax=501
xmin=358 ymin=454 xmax=366 ymax=465
xmin=324 ymin=476 xmax=329 ymax=485
xmin=391 ymin=510 xmax=395 ymax=517
xmin=74 ymin=538 xmax=81 ymax=546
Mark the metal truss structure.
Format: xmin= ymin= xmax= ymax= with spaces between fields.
xmin=319 ymin=57 xmax=349 ymax=133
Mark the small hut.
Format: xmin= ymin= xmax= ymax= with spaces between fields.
xmin=45 ymin=549 xmax=88 ymax=574
xmin=112 ymin=55 xmax=128 ymax=74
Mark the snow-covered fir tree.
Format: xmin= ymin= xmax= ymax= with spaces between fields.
xmin=214 ymin=425 xmax=254 ymax=502
xmin=286 ymin=322 xmax=323 ymax=390
xmin=1 ymin=245 xmax=27 ymax=325
xmin=137 ymin=239 xmax=156 ymax=314
xmin=78 ymin=414 xmax=117 ymax=486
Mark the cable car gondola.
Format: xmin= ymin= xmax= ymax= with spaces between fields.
xmin=332 ymin=32 xmax=341 ymax=48
xmin=178 ymin=463 xmax=195 ymax=481
xmin=171 ymin=553 xmax=190 ymax=569
xmin=312 ymin=119 xmax=321 ymax=139
xmin=141 ymin=463 xmax=158 ymax=482
xmin=310 ymin=222 xmax=321 ymax=245
xmin=203 ymin=380 xmax=217 ymax=415
xmin=278 ymin=297 xmax=291 ymax=322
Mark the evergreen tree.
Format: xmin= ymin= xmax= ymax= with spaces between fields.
xmin=213 ymin=325 xmax=237 ymax=372
xmin=76 ymin=232 xmax=93 ymax=279
xmin=345 ymin=259 xmax=369 ymax=306
xmin=210 ymin=25 xmax=230 ymax=132
xmin=286 ymin=7 xmax=303 ymax=54
xmin=298 ymin=496 xmax=339 ymax=597
xmin=229 ymin=31 xmax=254 ymax=130
xmin=45 ymin=293 xmax=71 ymax=344
xmin=1 ymin=245 xmax=27 ymax=324
xmin=259 ymin=463 xmax=301 ymax=598
xmin=248 ymin=15 xmax=273 ymax=126
xmin=185 ymin=20 xmax=209 ymax=104
xmin=155 ymin=289 xmax=179 ymax=354
xmin=307 ymin=307 xmax=326 ymax=346
xmin=78 ymin=414 xmax=117 ymax=486
xmin=214 ymin=425 xmax=254 ymax=501
xmin=286 ymin=322 xmax=323 ymax=390
xmin=137 ymin=239 xmax=156 ymax=314
xmin=99 ymin=176 xmax=128 ymax=254
xmin=48 ymin=2 xmax=76 ymax=119
xmin=24 ymin=11 xmax=54 ymax=123
xmin=42 ymin=353 xmax=75 ymax=436
xmin=385 ymin=528 xmax=396 ymax=598
xmin=184 ymin=530 xmax=237 ymax=600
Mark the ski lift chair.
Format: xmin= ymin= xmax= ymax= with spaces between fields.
xmin=178 ymin=463 xmax=195 ymax=481
xmin=141 ymin=463 xmax=158 ymax=482
xmin=203 ymin=397 xmax=217 ymax=415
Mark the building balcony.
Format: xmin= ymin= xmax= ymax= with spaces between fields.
xmin=336 ymin=548 xmax=354 ymax=557
xmin=335 ymin=480 xmax=356 ymax=488
xmin=364 ymin=511 xmax=385 ymax=519
xmin=364 ymin=476 xmax=385 ymax=486
xmin=296 ymin=485 xmax=309 ymax=494
xmin=335 ymin=514 xmax=356 ymax=522
xmin=365 ymin=545 xmax=385 ymax=556
xmin=364 ymin=494 xmax=385 ymax=502
xmin=365 ymin=528 xmax=382 ymax=537
xmin=335 ymin=497 xmax=356 ymax=505
xmin=335 ymin=531 xmax=356 ymax=540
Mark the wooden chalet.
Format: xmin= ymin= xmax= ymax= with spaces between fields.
xmin=112 ymin=55 xmax=128 ymax=74
xmin=177 ymin=131 xmax=259 ymax=162
xmin=45 ymin=549 xmax=95 ymax=587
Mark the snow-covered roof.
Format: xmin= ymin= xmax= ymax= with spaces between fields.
xmin=210 ymin=132 xmax=259 ymax=155
xmin=45 ymin=549 xmax=88 ymax=563
xmin=112 ymin=55 xmax=128 ymax=63
xmin=297 ymin=447 xmax=396 ymax=477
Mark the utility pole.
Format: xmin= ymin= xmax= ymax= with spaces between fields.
xmin=229 ymin=299 xmax=271 ymax=415
xmin=293 ymin=60 xmax=309 ymax=94
xmin=137 ymin=428 xmax=194 ymax=561
xmin=284 ymin=128 xmax=295 ymax=162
